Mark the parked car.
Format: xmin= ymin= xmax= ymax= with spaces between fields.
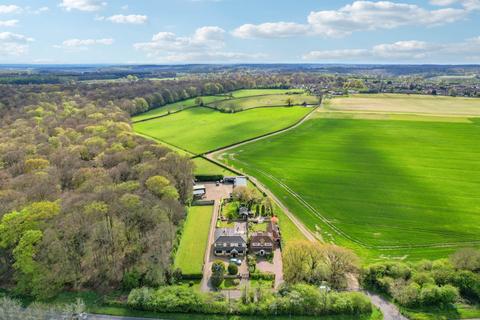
xmin=230 ymin=258 xmax=242 ymax=265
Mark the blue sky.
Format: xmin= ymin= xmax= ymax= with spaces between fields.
xmin=1 ymin=0 xmax=480 ymax=64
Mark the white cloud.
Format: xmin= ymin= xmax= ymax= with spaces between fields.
xmin=101 ymin=14 xmax=148 ymax=24
xmin=372 ymin=40 xmax=433 ymax=59
xmin=303 ymin=49 xmax=369 ymax=60
xmin=134 ymin=26 xmax=265 ymax=62
xmin=0 ymin=32 xmax=33 ymax=56
xmin=135 ymin=26 xmax=225 ymax=53
xmin=59 ymin=0 xmax=106 ymax=12
xmin=163 ymin=51 xmax=267 ymax=62
xmin=430 ymin=0 xmax=480 ymax=11
xmin=0 ymin=19 xmax=18 ymax=27
xmin=0 ymin=32 xmax=33 ymax=42
xmin=54 ymin=38 xmax=114 ymax=50
xmin=0 ymin=5 xmax=22 ymax=14
xmin=302 ymin=37 xmax=480 ymax=62
xmin=232 ymin=22 xmax=310 ymax=39
xmin=233 ymin=1 xmax=469 ymax=39
xmin=28 ymin=6 xmax=50 ymax=14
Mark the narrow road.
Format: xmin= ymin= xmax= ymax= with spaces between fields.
xmin=365 ymin=292 xmax=408 ymax=320
xmin=199 ymin=182 xmax=233 ymax=292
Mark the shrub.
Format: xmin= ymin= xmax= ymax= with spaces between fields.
xmin=450 ymin=270 xmax=480 ymax=302
xmin=450 ymin=248 xmax=480 ymax=272
xmin=122 ymin=270 xmax=142 ymax=290
xmin=212 ymin=260 xmax=225 ymax=274
xmin=419 ymin=284 xmax=458 ymax=306
xmin=211 ymin=272 xmax=224 ymax=288
xmin=228 ymin=263 xmax=238 ymax=275
xmin=250 ymin=271 xmax=275 ymax=281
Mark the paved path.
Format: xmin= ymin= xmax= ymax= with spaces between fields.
xmin=365 ymin=292 xmax=408 ymax=320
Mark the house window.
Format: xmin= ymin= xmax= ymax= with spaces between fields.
xmin=215 ymin=250 xmax=223 ymax=255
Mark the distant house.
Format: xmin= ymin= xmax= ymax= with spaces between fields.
xmin=213 ymin=225 xmax=247 ymax=257
xmin=193 ymin=185 xmax=206 ymax=199
xmin=249 ymin=231 xmax=275 ymax=256
xmin=250 ymin=218 xmax=281 ymax=256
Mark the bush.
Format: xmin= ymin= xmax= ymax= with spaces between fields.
xmin=250 ymin=271 xmax=275 ymax=281
xmin=128 ymin=283 xmax=374 ymax=317
xmin=228 ymin=263 xmax=238 ymax=275
xmin=122 ymin=270 xmax=142 ymax=290
xmin=212 ymin=260 xmax=225 ymax=274
xmin=450 ymin=248 xmax=480 ymax=272
xmin=419 ymin=284 xmax=458 ymax=306
xmin=211 ymin=272 xmax=224 ymax=289
xmin=450 ymin=270 xmax=480 ymax=302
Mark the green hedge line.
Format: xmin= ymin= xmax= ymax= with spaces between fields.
xmin=128 ymin=284 xmax=373 ymax=317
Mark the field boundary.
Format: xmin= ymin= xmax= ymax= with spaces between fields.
xmin=132 ymin=105 xmax=198 ymax=123
xmin=195 ymin=105 xmax=319 ymax=157
xmin=135 ymin=105 xmax=317 ymax=157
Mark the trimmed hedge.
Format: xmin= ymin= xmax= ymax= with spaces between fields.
xmin=250 ymin=272 xmax=275 ymax=281
xmin=194 ymin=175 xmax=224 ymax=182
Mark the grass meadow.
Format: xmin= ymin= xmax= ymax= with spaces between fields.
xmin=220 ymin=116 xmax=480 ymax=260
xmin=224 ymin=88 xmax=304 ymax=98
xmin=174 ymin=205 xmax=213 ymax=276
xmin=327 ymin=94 xmax=480 ymax=116
xmin=132 ymin=95 xmax=226 ymax=122
xmin=210 ymin=93 xmax=319 ymax=111
xmin=133 ymin=106 xmax=311 ymax=154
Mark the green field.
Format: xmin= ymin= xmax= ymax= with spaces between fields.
xmin=132 ymin=95 xmax=226 ymax=122
xmin=220 ymin=115 xmax=480 ymax=260
xmin=133 ymin=106 xmax=311 ymax=154
xmin=327 ymin=94 xmax=480 ymax=116
xmin=210 ymin=93 xmax=319 ymax=111
xmin=193 ymin=157 xmax=235 ymax=176
xmin=174 ymin=205 xmax=213 ymax=276
xmin=224 ymin=88 xmax=304 ymax=98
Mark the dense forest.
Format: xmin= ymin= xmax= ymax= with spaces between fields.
xmin=0 ymin=74 xmax=295 ymax=299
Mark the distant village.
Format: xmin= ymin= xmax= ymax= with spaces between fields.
xmin=301 ymin=74 xmax=480 ymax=98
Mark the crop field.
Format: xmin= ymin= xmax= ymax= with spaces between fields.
xmin=133 ymin=106 xmax=311 ymax=154
xmin=327 ymin=94 xmax=480 ymax=116
xmin=220 ymin=114 xmax=480 ymax=260
xmin=132 ymin=95 xmax=226 ymax=122
xmin=210 ymin=93 xmax=319 ymax=111
xmin=174 ymin=205 xmax=213 ymax=276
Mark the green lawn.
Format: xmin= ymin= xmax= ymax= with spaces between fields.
xmin=132 ymin=95 xmax=226 ymax=122
xmin=133 ymin=106 xmax=311 ymax=154
xmin=401 ymin=303 xmax=480 ymax=319
xmin=274 ymin=203 xmax=308 ymax=244
xmin=250 ymin=222 xmax=268 ymax=232
xmin=210 ymin=93 xmax=319 ymax=111
xmin=220 ymin=116 xmax=480 ymax=261
xmin=174 ymin=205 xmax=213 ymax=276
xmin=193 ymin=157 xmax=235 ymax=177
